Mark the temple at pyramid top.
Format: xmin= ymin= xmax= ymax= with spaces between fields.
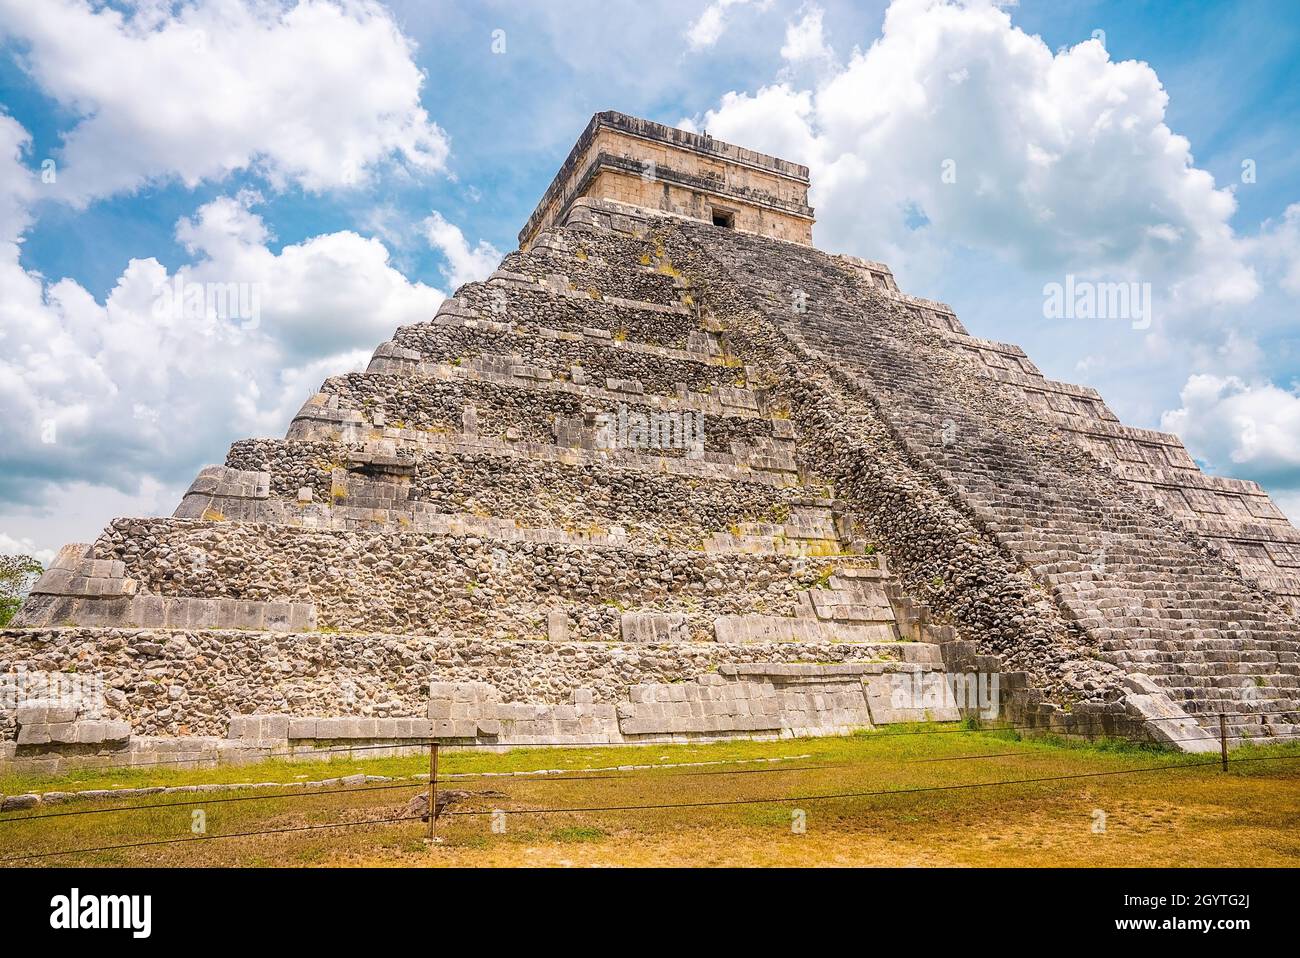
xmin=519 ymin=111 xmax=816 ymax=249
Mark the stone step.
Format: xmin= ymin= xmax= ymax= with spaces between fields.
xmin=388 ymin=317 xmax=744 ymax=392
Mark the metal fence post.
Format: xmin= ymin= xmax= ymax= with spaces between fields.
xmin=428 ymin=741 xmax=440 ymax=841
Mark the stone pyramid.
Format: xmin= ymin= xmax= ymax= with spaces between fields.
xmin=5 ymin=112 xmax=1299 ymax=770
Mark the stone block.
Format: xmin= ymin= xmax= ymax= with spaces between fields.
xmin=264 ymin=602 xmax=292 ymax=632
xmin=288 ymin=603 xmax=317 ymax=632
xmin=162 ymin=598 xmax=190 ymax=629
xmin=189 ymin=599 xmax=222 ymax=630
xmin=31 ymin=568 xmax=74 ymax=595
xmin=216 ymin=598 xmax=241 ymax=629
xmin=450 ymin=721 xmax=478 ymax=739
xmin=314 ymin=718 xmax=342 ymax=737
xmin=74 ymin=720 xmax=131 ymax=744
xmin=15 ymin=706 xmax=51 ymax=725
xmin=620 ymin=611 xmax=690 ymax=643
xmin=234 ymin=600 xmax=266 ymax=631
xmin=49 ymin=543 xmax=91 ymax=572
xmin=43 ymin=721 xmax=76 ymax=743
xmin=133 ymin=595 xmax=166 ymax=628
xmin=547 ymin=609 xmax=569 ymax=642
xmin=16 ymin=724 xmax=52 ymax=746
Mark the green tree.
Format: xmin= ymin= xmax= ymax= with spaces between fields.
xmin=0 ymin=553 xmax=44 ymax=627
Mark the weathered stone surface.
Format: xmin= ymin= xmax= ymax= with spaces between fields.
xmin=4 ymin=112 xmax=1297 ymax=764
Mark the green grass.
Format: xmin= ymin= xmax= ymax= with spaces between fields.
xmin=551 ymin=826 xmax=606 ymax=843
xmin=2 ymin=728 xmax=1297 ymax=868
xmin=5 ymin=723 xmax=1291 ymax=797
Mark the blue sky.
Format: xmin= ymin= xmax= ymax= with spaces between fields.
xmin=2 ymin=0 xmax=1299 ymax=561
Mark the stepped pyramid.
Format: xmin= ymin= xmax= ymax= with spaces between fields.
xmin=5 ymin=111 xmax=1299 ymax=770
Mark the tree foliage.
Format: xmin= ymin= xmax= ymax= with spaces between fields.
xmin=0 ymin=553 xmax=44 ymax=627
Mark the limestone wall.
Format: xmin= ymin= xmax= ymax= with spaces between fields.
xmin=0 ymin=628 xmax=896 ymax=734
xmin=519 ymin=111 xmax=814 ymax=249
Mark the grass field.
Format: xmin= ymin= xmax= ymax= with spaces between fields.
xmin=2 ymin=726 xmax=1298 ymax=867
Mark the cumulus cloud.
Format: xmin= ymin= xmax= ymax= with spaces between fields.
xmin=1161 ymin=375 xmax=1300 ymax=485
xmin=686 ymin=0 xmax=765 ymax=51
xmin=0 ymin=186 xmax=443 ymax=517
xmin=0 ymin=2 xmax=485 ymax=556
xmin=685 ymin=0 xmax=1257 ymax=318
xmin=0 ymin=0 xmax=449 ymax=202
xmin=1252 ymin=202 xmax=1300 ymax=296
xmin=781 ymin=6 xmax=834 ymax=63
xmin=423 ymin=211 xmax=503 ymax=291
xmin=0 ymin=112 xmax=36 ymax=244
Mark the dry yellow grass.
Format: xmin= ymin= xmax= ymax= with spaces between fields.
xmin=2 ymin=728 xmax=1297 ymax=868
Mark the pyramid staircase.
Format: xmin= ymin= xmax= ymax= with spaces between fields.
xmin=669 ymin=216 xmax=1300 ymax=748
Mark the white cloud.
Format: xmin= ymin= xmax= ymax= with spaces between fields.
xmin=781 ymin=6 xmax=833 ymax=63
xmin=424 ymin=211 xmax=503 ymax=291
xmin=0 ymin=112 xmax=36 ymax=245
xmin=686 ymin=0 xmax=1258 ymax=318
xmin=0 ymin=0 xmax=449 ymax=203
xmin=0 ymin=532 xmax=55 ymax=566
xmin=686 ymin=0 xmax=763 ymax=51
xmin=0 ymin=3 xmax=472 ymax=558
xmin=1252 ymin=202 xmax=1300 ymax=296
xmin=680 ymin=85 xmax=819 ymax=161
xmin=1161 ymin=375 xmax=1300 ymax=482
xmin=1 ymin=478 xmax=175 ymax=565
xmin=0 ymin=184 xmax=443 ymax=530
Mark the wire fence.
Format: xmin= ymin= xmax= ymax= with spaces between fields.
xmin=0 ymin=712 xmax=1275 ymax=827
xmin=0 ymin=722 xmax=1263 ymax=826
xmin=2 ymin=717 xmax=1297 ymax=864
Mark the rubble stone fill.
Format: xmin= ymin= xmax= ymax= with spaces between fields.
xmin=4 ymin=114 xmax=1297 ymax=771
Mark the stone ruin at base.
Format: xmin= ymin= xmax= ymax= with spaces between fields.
xmin=4 ymin=110 xmax=1299 ymax=773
